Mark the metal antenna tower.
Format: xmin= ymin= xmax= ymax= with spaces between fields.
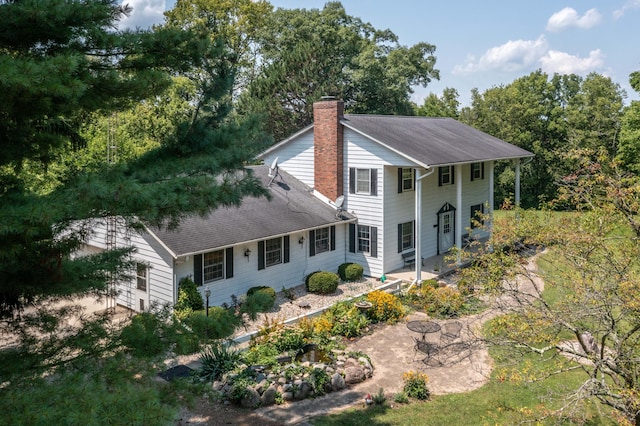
xmin=105 ymin=113 xmax=118 ymax=312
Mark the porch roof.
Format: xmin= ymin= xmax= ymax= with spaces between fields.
xmin=147 ymin=166 xmax=353 ymax=257
xmin=342 ymin=115 xmax=533 ymax=166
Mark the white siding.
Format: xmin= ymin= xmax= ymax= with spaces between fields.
xmin=178 ymin=226 xmax=349 ymax=307
xmin=342 ymin=129 xmax=411 ymax=277
xmin=262 ymin=129 xmax=315 ymax=187
xmin=79 ymin=219 xmax=175 ymax=311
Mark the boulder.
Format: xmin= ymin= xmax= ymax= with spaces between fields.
xmin=331 ymin=372 xmax=346 ymax=391
xmin=294 ymin=381 xmax=313 ymax=400
xmin=344 ymin=366 xmax=365 ymax=384
xmin=240 ymin=386 xmax=261 ymax=408
xmin=261 ymin=385 xmax=278 ymax=406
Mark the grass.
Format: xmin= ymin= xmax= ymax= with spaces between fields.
xmin=311 ymin=348 xmax=615 ymax=426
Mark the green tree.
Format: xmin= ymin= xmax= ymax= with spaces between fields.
xmin=0 ymin=0 xmax=269 ymax=317
xmin=416 ymin=88 xmax=460 ymax=118
xmin=240 ymin=1 xmax=439 ymax=140
xmin=461 ymin=153 xmax=640 ymax=424
xmin=617 ymin=71 xmax=640 ymax=173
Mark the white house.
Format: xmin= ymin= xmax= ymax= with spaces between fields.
xmin=80 ymin=99 xmax=532 ymax=312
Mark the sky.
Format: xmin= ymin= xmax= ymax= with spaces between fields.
xmin=118 ymin=0 xmax=640 ymax=106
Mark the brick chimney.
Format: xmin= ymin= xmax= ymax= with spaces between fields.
xmin=313 ymin=99 xmax=344 ymax=201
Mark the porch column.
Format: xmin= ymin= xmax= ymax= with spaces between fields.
xmin=455 ymin=165 xmax=462 ymax=264
xmin=488 ymin=161 xmax=494 ymax=232
xmin=515 ymin=158 xmax=521 ymax=207
xmin=415 ymin=168 xmax=423 ymax=283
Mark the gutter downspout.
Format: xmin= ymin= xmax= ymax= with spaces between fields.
xmin=408 ymin=166 xmax=434 ymax=292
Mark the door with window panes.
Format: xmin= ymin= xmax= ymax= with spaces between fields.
xmin=135 ymin=263 xmax=149 ymax=312
xmin=437 ymin=203 xmax=456 ymax=254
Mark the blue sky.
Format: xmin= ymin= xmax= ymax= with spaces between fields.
xmin=119 ymin=0 xmax=640 ymax=106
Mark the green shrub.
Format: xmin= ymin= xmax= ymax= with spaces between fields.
xmin=338 ymin=263 xmax=364 ymax=281
xmin=393 ymin=391 xmax=409 ymax=403
xmin=305 ymin=271 xmax=321 ymax=290
xmin=320 ymin=301 xmax=370 ymax=338
xmin=307 ymin=271 xmax=339 ymax=294
xmin=244 ymin=286 xmax=276 ymax=314
xmin=402 ymin=370 xmax=430 ymax=400
xmin=198 ymin=342 xmax=241 ymax=381
xmin=183 ymin=307 xmax=238 ymax=340
xmin=174 ymin=276 xmax=204 ymax=312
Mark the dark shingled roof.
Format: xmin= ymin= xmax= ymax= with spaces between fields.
xmin=148 ymin=166 xmax=352 ymax=257
xmin=342 ymin=114 xmax=533 ymax=166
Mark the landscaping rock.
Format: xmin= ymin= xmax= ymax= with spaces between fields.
xmin=294 ymin=381 xmax=313 ymax=400
xmin=282 ymin=391 xmax=294 ymax=401
xmin=240 ymin=386 xmax=261 ymax=408
xmin=331 ymin=372 xmax=346 ymax=391
xmin=261 ymin=385 xmax=278 ymax=406
xmin=344 ymin=366 xmax=365 ymax=384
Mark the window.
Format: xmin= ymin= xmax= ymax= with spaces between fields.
xmin=136 ymin=263 xmax=147 ymax=291
xmin=309 ymin=226 xmax=335 ymax=257
xmin=398 ymin=221 xmax=415 ymax=252
xmin=203 ymin=250 xmax=224 ymax=282
xmin=398 ymin=168 xmax=414 ymax=192
xmin=438 ymin=165 xmax=454 ymax=186
xmin=193 ymin=248 xmax=233 ymax=285
xmin=258 ymin=237 xmax=290 ymax=270
xmin=349 ymin=168 xmax=377 ymax=195
xmin=357 ymin=225 xmax=371 ymax=253
xmin=470 ymin=204 xmax=484 ymax=229
xmin=349 ymin=224 xmax=377 ymax=257
xmin=356 ymin=168 xmax=370 ymax=193
xmin=315 ymin=227 xmax=330 ymax=254
xmin=265 ymin=237 xmax=282 ymax=267
xmin=471 ymin=162 xmax=484 ymax=181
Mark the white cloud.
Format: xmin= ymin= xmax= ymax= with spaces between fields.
xmin=118 ymin=0 xmax=167 ymax=30
xmin=452 ymin=36 xmax=548 ymax=75
xmin=546 ymin=7 xmax=602 ymax=32
xmin=539 ymin=49 xmax=605 ymax=75
xmin=614 ymin=0 xmax=640 ymax=19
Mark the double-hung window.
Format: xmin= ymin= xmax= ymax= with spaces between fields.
xmin=398 ymin=168 xmax=414 ymax=192
xmin=439 ymin=165 xmax=454 ymax=186
xmin=398 ymin=221 xmax=415 ymax=252
xmin=348 ymin=224 xmax=377 ymax=258
xmin=470 ymin=204 xmax=484 ymax=229
xmin=258 ymin=236 xmax=290 ymax=270
xmin=203 ymin=250 xmax=224 ymax=282
xmin=470 ymin=162 xmax=484 ymax=181
xmin=349 ymin=168 xmax=378 ymax=196
xmin=265 ymin=237 xmax=282 ymax=267
xmin=315 ymin=227 xmax=330 ymax=254
xmin=136 ymin=263 xmax=148 ymax=291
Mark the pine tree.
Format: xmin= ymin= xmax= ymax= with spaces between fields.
xmin=0 ymin=0 xmax=270 ymax=316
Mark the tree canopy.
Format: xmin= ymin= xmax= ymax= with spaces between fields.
xmin=0 ymin=0 xmax=270 ymax=316
xmin=238 ymin=1 xmax=439 ymax=140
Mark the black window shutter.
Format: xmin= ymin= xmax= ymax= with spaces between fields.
xmin=438 ymin=167 xmax=443 ymax=186
xmin=470 ymin=164 xmax=475 ymax=182
xmin=258 ymin=241 xmax=265 ymax=270
xmin=398 ymin=168 xmax=403 ymax=193
xmin=283 ymin=236 xmax=290 ymax=263
xmin=349 ymin=223 xmax=356 ymax=253
xmin=370 ymin=226 xmax=378 ymax=258
xmin=225 ymin=248 xmax=233 ymax=278
xmin=451 ymin=165 xmax=455 ymax=184
xmin=349 ymin=168 xmax=355 ymax=194
xmin=309 ymin=230 xmax=316 ymax=257
xmin=330 ymin=226 xmax=336 ymax=251
xmin=194 ymin=254 xmax=203 ymax=285
xmin=371 ymin=169 xmax=377 ymax=195
xmin=481 ymin=162 xmax=485 ymax=179
xmin=397 ymin=223 xmax=403 ymax=253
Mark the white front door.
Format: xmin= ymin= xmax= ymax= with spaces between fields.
xmin=439 ymin=211 xmax=455 ymax=253
xmin=135 ymin=263 xmax=149 ymax=312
